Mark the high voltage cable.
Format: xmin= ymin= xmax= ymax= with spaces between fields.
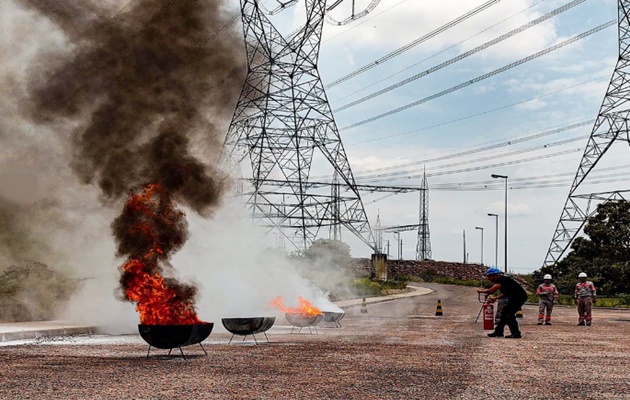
xmin=358 ymin=166 xmax=630 ymax=197
xmin=138 ymin=0 xmax=177 ymax=34
xmin=334 ymin=0 xmax=587 ymax=112
xmin=363 ymin=147 xmax=582 ymax=182
xmin=313 ymin=117 xmax=593 ymax=180
xmin=340 ymin=20 xmax=616 ymax=131
xmin=334 ymin=0 xmax=547 ymax=103
xmin=353 ymin=135 xmax=586 ymax=181
xmin=429 ymin=176 xmax=630 ymax=191
xmin=347 ymin=75 xmax=607 ymax=146
xmin=112 ymin=0 xmax=136 ymax=18
xmin=433 ymin=175 xmax=630 ymax=191
xmin=325 ymin=0 xmax=503 ymax=88
xmin=331 ymin=119 xmax=591 ymax=178
xmin=430 ymin=166 xmax=630 ymax=188
xmin=199 ymin=13 xmax=241 ymax=48
xmin=349 ymin=120 xmax=593 ymax=177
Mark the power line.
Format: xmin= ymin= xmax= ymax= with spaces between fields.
xmin=112 ymin=0 xmax=136 ymax=18
xmin=340 ymin=20 xmax=615 ymax=131
xmin=346 ymin=75 xmax=608 ymax=146
xmin=333 ymin=0 xmax=547 ymax=103
xmin=138 ymin=0 xmax=177 ymax=34
xmin=350 ymin=120 xmax=593 ymax=177
xmin=325 ymin=0 xmax=503 ymax=88
xmin=430 ymin=165 xmax=630 ymax=189
xmin=199 ymin=13 xmax=241 ymax=48
xmin=357 ymin=166 xmax=630 ymax=201
xmin=431 ymin=173 xmax=630 ymax=191
xmin=362 ymin=147 xmax=583 ymax=183
xmin=334 ymin=0 xmax=587 ymax=112
xmin=354 ymin=135 xmax=586 ymax=181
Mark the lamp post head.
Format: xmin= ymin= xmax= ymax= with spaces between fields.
xmin=487 ymin=213 xmax=498 ymax=217
xmin=475 ymin=226 xmax=483 ymax=230
xmin=491 ymin=174 xmax=508 ymax=179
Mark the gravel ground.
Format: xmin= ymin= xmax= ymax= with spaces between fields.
xmin=1 ymin=283 xmax=629 ymax=400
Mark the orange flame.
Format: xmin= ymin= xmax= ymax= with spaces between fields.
xmin=270 ymin=296 xmax=322 ymax=316
xmin=117 ymin=183 xmax=200 ymax=325
xmin=121 ymin=258 xmax=200 ymax=325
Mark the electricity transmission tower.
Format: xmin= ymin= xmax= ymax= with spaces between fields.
xmin=416 ymin=170 xmax=432 ymax=261
xmin=542 ymin=0 xmax=630 ymax=267
xmin=223 ymin=0 xmax=380 ymax=252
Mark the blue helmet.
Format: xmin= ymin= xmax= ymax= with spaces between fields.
xmin=485 ymin=267 xmax=501 ymax=276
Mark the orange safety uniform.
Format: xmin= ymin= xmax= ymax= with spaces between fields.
xmin=574 ymin=280 xmax=596 ymax=325
xmin=536 ymin=282 xmax=558 ymax=324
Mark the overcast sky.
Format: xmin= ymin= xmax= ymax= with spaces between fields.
xmin=235 ymin=0 xmax=623 ymax=273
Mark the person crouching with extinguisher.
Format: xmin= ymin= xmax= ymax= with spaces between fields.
xmin=477 ymin=267 xmax=528 ymax=339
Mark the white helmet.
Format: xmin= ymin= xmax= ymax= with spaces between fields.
xmin=543 ymin=274 xmax=552 ymax=280
xmin=578 ymin=272 xmax=587 ymax=278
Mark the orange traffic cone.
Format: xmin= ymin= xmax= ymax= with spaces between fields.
xmin=360 ymin=298 xmax=368 ymax=314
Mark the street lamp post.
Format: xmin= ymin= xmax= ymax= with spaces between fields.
xmin=487 ymin=213 xmax=499 ymax=268
xmin=491 ymin=174 xmax=508 ymax=273
xmin=475 ymin=226 xmax=484 ymax=266
xmin=395 ymin=232 xmax=402 ymax=261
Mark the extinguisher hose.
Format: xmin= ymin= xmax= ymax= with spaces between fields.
xmin=477 ymin=292 xmax=489 ymax=303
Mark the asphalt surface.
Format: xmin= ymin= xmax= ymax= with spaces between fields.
xmin=1 ymin=283 xmax=629 ymax=399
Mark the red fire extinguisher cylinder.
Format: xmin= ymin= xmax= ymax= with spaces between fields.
xmin=483 ymin=301 xmax=494 ymax=331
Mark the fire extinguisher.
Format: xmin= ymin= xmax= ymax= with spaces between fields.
xmin=483 ymin=299 xmax=495 ymax=331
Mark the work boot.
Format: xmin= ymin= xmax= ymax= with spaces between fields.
xmin=577 ymin=321 xmax=586 ymax=326
xmin=545 ymin=321 xmax=552 ymax=325
xmin=505 ymin=333 xmax=522 ymax=339
xmin=487 ymin=332 xmax=504 ymax=338
xmin=536 ymin=322 xmax=543 ymax=325
xmin=586 ymin=321 xmax=592 ymax=326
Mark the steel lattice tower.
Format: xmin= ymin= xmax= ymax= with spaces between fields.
xmin=223 ymin=0 xmax=376 ymax=252
xmin=543 ymin=0 xmax=630 ymax=267
xmin=416 ymin=170 xmax=432 ymax=260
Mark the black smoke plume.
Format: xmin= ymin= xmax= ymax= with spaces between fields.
xmin=6 ymin=0 xmax=245 ymax=318
xmin=17 ymin=0 xmax=243 ymax=213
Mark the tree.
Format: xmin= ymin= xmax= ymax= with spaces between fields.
xmin=296 ymin=239 xmax=354 ymax=297
xmin=535 ymin=200 xmax=630 ymax=296
xmin=0 ymin=262 xmax=78 ymax=322
xmin=301 ymin=239 xmax=352 ymax=270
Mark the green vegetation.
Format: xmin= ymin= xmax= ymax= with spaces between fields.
xmin=0 ymin=262 xmax=78 ymax=322
xmin=535 ymin=200 xmax=630 ymax=297
xmin=350 ymin=277 xmax=408 ymax=297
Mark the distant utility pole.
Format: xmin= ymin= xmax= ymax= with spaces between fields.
xmin=475 ymin=226 xmax=484 ymax=266
xmin=463 ymin=230 xmax=467 ymax=264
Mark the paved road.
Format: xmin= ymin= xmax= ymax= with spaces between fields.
xmin=1 ymin=283 xmax=628 ymax=400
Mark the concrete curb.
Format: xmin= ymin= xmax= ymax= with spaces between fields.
xmin=0 ymin=323 xmax=98 ymax=343
xmin=336 ymin=285 xmax=434 ymax=309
